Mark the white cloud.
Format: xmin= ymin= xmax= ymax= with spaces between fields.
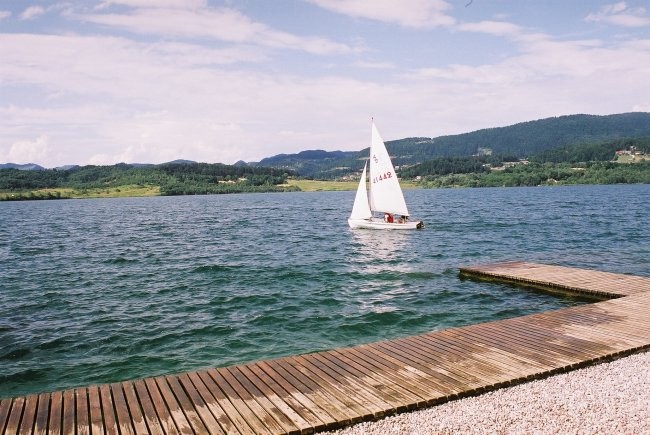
xmin=354 ymin=60 xmax=395 ymax=69
xmin=307 ymin=0 xmax=455 ymax=28
xmin=585 ymin=2 xmax=650 ymax=27
xmin=3 ymin=3 xmax=650 ymax=167
xmin=0 ymin=10 xmax=11 ymax=20
xmin=97 ymin=0 xmax=207 ymax=10
xmin=457 ymin=20 xmax=523 ymax=37
xmin=75 ymin=5 xmax=359 ymax=55
xmin=20 ymin=6 xmax=45 ymax=20
xmin=5 ymin=135 xmax=50 ymax=164
xmin=3 ymin=25 xmax=650 ymax=167
xmin=0 ymin=32 xmax=365 ymax=165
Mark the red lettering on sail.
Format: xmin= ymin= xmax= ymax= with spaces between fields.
xmin=373 ymin=172 xmax=394 ymax=184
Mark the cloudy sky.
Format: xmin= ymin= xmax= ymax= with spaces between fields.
xmin=1 ymin=1 xmax=650 ymax=167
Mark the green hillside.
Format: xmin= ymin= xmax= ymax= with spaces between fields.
xmin=254 ymin=112 xmax=650 ymax=178
xmin=0 ymin=162 xmax=297 ymax=200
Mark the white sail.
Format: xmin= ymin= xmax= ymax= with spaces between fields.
xmin=368 ymin=121 xmax=410 ymax=216
xmin=348 ymin=119 xmax=424 ymax=230
xmin=349 ymin=161 xmax=372 ymax=220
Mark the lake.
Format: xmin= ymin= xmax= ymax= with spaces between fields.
xmin=1 ymin=184 xmax=648 ymax=399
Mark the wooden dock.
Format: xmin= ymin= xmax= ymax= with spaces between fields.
xmin=2 ymin=262 xmax=650 ymax=434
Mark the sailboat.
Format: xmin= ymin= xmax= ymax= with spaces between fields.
xmin=348 ymin=120 xmax=424 ymax=230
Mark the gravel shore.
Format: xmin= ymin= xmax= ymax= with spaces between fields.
xmin=324 ymin=350 xmax=649 ymax=435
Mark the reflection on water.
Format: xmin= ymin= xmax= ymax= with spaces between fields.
xmin=350 ymin=228 xmax=409 ymax=264
xmin=348 ymin=229 xmax=421 ymax=314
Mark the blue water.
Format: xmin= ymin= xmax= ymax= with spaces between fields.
xmin=1 ymin=184 xmax=648 ymax=399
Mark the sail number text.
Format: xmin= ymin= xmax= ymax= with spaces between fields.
xmin=372 ymin=172 xmax=392 ymax=183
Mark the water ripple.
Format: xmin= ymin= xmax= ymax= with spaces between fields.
xmin=0 ymin=185 xmax=648 ymax=398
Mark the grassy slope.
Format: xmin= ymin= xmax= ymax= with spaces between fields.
xmin=0 ymin=185 xmax=160 ymax=200
xmin=283 ymin=179 xmax=421 ymax=191
xmin=0 ymin=179 xmax=426 ymax=199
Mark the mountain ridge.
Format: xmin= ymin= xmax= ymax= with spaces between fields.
xmin=250 ymin=112 xmax=650 ymax=178
xmin=4 ymin=113 xmax=650 ymax=177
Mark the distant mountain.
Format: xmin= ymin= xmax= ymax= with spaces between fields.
xmin=254 ymin=112 xmax=650 ymax=178
xmin=391 ymin=112 xmax=650 ymax=160
xmin=251 ymin=149 xmax=357 ymax=178
xmin=163 ymin=159 xmax=197 ymax=165
xmin=0 ymin=163 xmax=45 ymax=171
xmin=54 ymin=164 xmax=79 ymax=171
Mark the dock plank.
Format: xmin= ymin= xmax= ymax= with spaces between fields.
xmin=75 ymin=388 xmax=89 ymax=435
xmin=47 ymin=392 xmax=61 ymax=435
xmin=195 ymin=369 xmax=257 ymax=435
xmin=121 ymin=382 xmax=148 ymax=435
xmin=87 ymin=386 xmax=103 ymax=435
xmin=307 ymin=352 xmax=396 ymax=413
xmin=255 ymin=361 xmax=337 ymax=429
xmin=217 ymin=367 xmax=287 ymax=434
xmin=207 ymin=367 xmax=276 ymax=435
xmin=344 ymin=346 xmax=431 ymax=406
xmin=316 ymin=350 xmax=408 ymax=412
xmin=224 ymin=366 xmax=300 ymax=434
xmin=143 ymin=377 xmax=180 ymax=435
xmin=33 ymin=394 xmax=50 ymax=435
xmin=61 ymin=389 xmax=75 ymax=435
xmin=234 ymin=365 xmax=311 ymax=433
xmin=183 ymin=371 xmax=237 ymax=434
xmin=154 ymin=376 xmax=193 ymax=435
xmin=175 ymin=374 xmax=225 ymax=435
xmin=295 ymin=354 xmax=387 ymax=417
xmin=110 ymin=383 xmax=134 ymax=435
xmin=165 ymin=375 xmax=209 ymax=434
xmin=99 ymin=383 xmax=119 ymax=435
xmin=247 ymin=362 xmax=328 ymax=432
xmin=270 ymin=358 xmax=362 ymax=424
xmin=0 ymin=399 xmax=12 ymax=434
xmin=4 ymin=262 xmax=650 ymax=434
xmin=5 ymin=397 xmax=24 ymax=435
xmin=18 ymin=395 xmax=37 ymax=435
xmin=132 ymin=380 xmax=165 ymax=435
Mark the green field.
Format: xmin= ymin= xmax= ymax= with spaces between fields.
xmin=283 ymin=179 xmax=357 ymax=191
xmin=0 ymin=185 xmax=160 ymax=200
xmin=0 ymin=179 xmax=428 ymax=200
xmin=283 ymin=179 xmax=421 ymax=192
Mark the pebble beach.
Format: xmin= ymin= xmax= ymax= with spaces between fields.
xmin=325 ymin=350 xmax=649 ymax=435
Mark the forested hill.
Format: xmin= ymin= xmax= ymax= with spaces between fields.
xmin=0 ymin=162 xmax=298 ymax=197
xmin=250 ymin=112 xmax=650 ymax=178
xmin=410 ymin=112 xmax=650 ymax=158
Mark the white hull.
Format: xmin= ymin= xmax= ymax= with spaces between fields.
xmin=348 ymin=218 xmax=424 ymax=230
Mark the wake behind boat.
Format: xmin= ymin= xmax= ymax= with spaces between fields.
xmin=348 ymin=120 xmax=424 ymax=230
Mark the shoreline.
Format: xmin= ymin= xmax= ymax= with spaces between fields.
xmin=324 ymin=350 xmax=650 ymax=434
xmin=2 ymin=180 xmax=648 ymax=201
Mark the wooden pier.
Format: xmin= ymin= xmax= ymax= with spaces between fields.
xmin=2 ymin=262 xmax=650 ymax=434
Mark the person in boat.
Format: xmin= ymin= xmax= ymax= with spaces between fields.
xmin=384 ymin=213 xmax=394 ymax=223
xmin=398 ymin=215 xmax=405 ymax=224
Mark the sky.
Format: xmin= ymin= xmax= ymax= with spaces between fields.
xmin=1 ymin=1 xmax=650 ymax=168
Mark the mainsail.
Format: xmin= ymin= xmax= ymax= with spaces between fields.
xmin=368 ymin=122 xmax=409 ymax=216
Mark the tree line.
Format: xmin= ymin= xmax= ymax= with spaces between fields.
xmin=0 ymin=162 xmax=298 ymax=198
xmin=403 ymin=137 xmax=649 ymax=187
xmin=416 ymin=160 xmax=650 ymax=188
